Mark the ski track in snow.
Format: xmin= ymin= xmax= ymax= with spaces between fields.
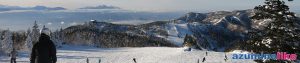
xmin=0 ymin=45 xmax=255 ymax=63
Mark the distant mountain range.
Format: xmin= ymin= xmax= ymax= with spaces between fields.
xmin=79 ymin=5 xmax=121 ymax=9
xmin=56 ymin=9 xmax=281 ymax=51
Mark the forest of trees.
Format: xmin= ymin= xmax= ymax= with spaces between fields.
xmin=62 ymin=21 xmax=176 ymax=47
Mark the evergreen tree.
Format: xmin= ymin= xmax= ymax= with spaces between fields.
xmin=25 ymin=21 xmax=40 ymax=51
xmin=51 ymin=28 xmax=64 ymax=48
xmin=25 ymin=32 xmax=33 ymax=51
xmin=32 ymin=21 xmax=40 ymax=44
xmin=0 ymin=31 xmax=2 ymax=54
xmin=246 ymin=0 xmax=299 ymax=62
xmin=0 ymin=30 xmax=13 ymax=54
xmin=183 ymin=34 xmax=198 ymax=49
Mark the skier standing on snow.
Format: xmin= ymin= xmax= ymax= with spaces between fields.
xmin=133 ymin=58 xmax=137 ymax=63
xmin=86 ymin=58 xmax=89 ymax=63
xmin=205 ymin=51 xmax=208 ymax=56
xmin=10 ymin=48 xmax=17 ymax=63
xmin=30 ymin=27 xmax=57 ymax=63
xmin=98 ymin=59 xmax=101 ymax=63
xmin=224 ymin=53 xmax=228 ymax=62
xmin=202 ymin=57 xmax=206 ymax=62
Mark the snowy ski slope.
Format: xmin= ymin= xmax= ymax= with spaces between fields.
xmin=0 ymin=45 xmax=255 ymax=63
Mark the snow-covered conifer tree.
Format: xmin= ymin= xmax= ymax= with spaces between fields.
xmin=25 ymin=33 xmax=33 ymax=51
xmin=1 ymin=30 xmax=13 ymax=54
xmin=0 ymin=31 xmax=3 ymax=54
xmin=31 ymin=21 xmax=40 ymax=44
xmin=246 ymin=0 xmax=299 ymax=62
xmin=51 ymin=29 xmax=63 ymax=48
xmin=25 ymin=21 xmax=40 ymax=51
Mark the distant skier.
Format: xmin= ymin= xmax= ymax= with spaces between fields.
xmin=98 ymin=58 xmax=101 ymax=63
xmin=30 ymin=27 xmax=57 ymax=63
xmin=205 ymin=51 xmax=208 ymax=56
xmin=202 ymin=57 xmax=206 ymax=62
xmin=133 ymin=58 xmax=137 ymax=63
xmin=86 ymin=58 xmax=89 ymax=63
xmin=10 ymin=48 xmax=17 ymax=63
xmin=224 ymin=53 xmax=228 ymax=62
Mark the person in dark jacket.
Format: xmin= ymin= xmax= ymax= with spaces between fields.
xmin=30 ymin=27 xmax=57 ymax=63
xmin=10 ymin=48 xmax=17 ymax=63
xmin=202 ymin=57 xmax=206 ymax=62
xmin=133 ymin=58 xmax=137 ymax=63
xmin=224 ymin=53 xmax=228 ymax=62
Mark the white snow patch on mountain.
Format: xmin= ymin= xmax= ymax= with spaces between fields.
xmin=166 ymin=36 xmax=183 ymax=46
xmin=164 ymin=22 xmax=193 ymax=46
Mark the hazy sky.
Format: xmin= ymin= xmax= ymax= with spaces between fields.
xmin=0 ymin=0 xmax=299 ymax=12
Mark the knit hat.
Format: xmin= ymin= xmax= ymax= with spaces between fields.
xmin=40 ymin=25 xmax=51 ymax=36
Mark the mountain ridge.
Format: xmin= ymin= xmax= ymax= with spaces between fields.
xmin=53 ymin=9 xmax=260 ymax=51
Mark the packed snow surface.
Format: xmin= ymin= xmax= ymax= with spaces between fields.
xmin=0 ymin=45 xmax=255 ymax=63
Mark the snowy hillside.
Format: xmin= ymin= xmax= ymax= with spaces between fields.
xmin=45 ymin=9 xmax=271 ymax=51
xmin=0 ymin=45 xmax=255 ymax=63
xmin=136 ymin=10 xmax=255 ymax=51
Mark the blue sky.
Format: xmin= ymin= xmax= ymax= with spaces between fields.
xmin=0 ymin=0 xmax=299 ymax=12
